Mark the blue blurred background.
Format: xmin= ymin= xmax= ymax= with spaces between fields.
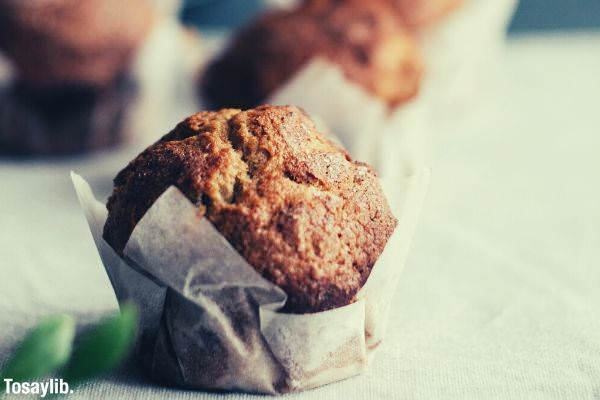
xmin=180 ymin=0 xmax=600 ymax=32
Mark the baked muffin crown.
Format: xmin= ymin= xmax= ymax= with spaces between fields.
xmin=103 ymin=105 xmax=397 ymax=313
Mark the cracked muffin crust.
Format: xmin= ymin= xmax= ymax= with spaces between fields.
xmin=202 ymin=0 xmax=422 ymax=110
xmin=103 ymin=105 xmax=397 ymax=313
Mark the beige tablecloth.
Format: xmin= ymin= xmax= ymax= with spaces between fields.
xmin=1 ymin=33 xmax=599 ymax=399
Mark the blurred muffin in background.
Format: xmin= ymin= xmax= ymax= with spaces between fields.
xmin=0 ymin=0 xmax=154 ymax=155
xmin=202 ymin=0 xmax=423 ymax=110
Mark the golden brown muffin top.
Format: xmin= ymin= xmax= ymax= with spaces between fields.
xmin=103 ymin=105 xmax=397 ymax=313
xmin=203 ymin=0 xmax=423 ymax=109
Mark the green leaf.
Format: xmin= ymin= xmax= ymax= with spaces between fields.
xmin=62 ymin=303 xmax=138 ymax=384
xmin=0 ymin=315 xmax=75 ymax=382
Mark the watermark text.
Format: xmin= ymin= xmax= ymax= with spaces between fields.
xmin=4 ymin=378 xmax=73 ymax=398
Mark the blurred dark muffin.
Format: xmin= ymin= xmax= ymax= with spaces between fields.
xmin=0 ymin=0 xmax=154 ymax=156
xmin=202 ymin=0 xmax=423 ymax=110
xmin=103 ymin=105 xmax=397 ymax=313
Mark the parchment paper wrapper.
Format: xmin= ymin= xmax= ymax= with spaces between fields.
xmin=416 ymin=0 xmax=518 ymax=121
xmin=71 ymin=167 xmax=429 ymax=394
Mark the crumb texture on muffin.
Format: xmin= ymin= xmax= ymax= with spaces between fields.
xmin=202 ymin=0 xmax=422 ymax=110
xmin=103 ymin=105 xmax=397 ymax=313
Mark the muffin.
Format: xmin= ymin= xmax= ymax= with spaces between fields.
xmin=202 ymin=0 xmax=422 ymax=110
xmin=0 ymin=0 xmax=153 ymax=155
xmin=103 ymin=105 xmax=397 ymax=313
